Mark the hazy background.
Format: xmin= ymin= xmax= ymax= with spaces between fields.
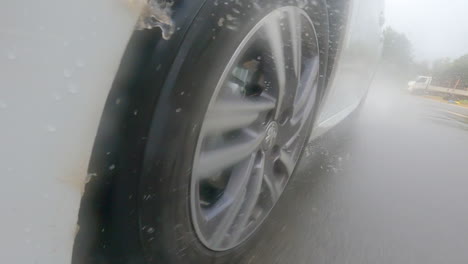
xmin=386 ymin=0 xmax=468 ymax=61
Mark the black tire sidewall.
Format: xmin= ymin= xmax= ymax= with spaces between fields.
xmin=138 ymin=1 xmax=329 ymax=263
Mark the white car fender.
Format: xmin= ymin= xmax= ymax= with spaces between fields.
xmin=0 ymin=1 xmax=142 ymax=263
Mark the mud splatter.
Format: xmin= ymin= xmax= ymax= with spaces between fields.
xmin=135 ymin=0 xmax=175 ymax=40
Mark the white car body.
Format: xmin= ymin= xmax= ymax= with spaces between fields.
xmin=311 ymin=0 xmax=384 ymax=139
xmin=0 ymin=0 xmax=383 ymax=263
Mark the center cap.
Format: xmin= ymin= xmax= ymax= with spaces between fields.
xmin=263 ymin=122 xmax=279 ymax=151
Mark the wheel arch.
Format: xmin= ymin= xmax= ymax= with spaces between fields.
xmin=72 ymin=0 xmax=346 ymax=262
xmin=72 ymin=1 xmax=208 ymax=262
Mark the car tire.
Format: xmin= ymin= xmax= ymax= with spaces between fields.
xmin=91 ymin=1 xmax=330 ymax=264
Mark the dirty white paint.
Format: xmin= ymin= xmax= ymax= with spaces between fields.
xmin=0 ymin=0 xmax=140 ymax=263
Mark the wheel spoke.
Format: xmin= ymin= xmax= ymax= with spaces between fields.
xmin=208 ymin=189 xmax=246 ymax=248
xmin=287 ymin=8 xmax=302 ymax=79
xmin=204 ymin=97 xmax=276 ymax=135
xmin=278 ymin=149 xmax=296 ymax=176
xmin=196 ymin=131 xmax=265 ymax=180
xmin=263 ymin=173 xmax=280 ymax=203
xmin=204 ymin=154 xmax=256 ymax=221
xmin=263 ymin=12 xmax=286 ymax=120
xmin=231 ymin=154 xmax=265 ymax=241
xmin=275 ymin=117 xmax=301 ymax=149
xmin=294 ymin=56 xmax=319 ymax=115
xmin=262 ymin=157 xmax=281 ymax=202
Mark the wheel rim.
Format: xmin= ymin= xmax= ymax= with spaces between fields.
xmin=191 ymin=6 xmax=320 ymax=251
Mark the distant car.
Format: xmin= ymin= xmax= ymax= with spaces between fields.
xmin=0 ymin=0 xmax=383 ymax=263
xmin=408 ymin=76 xmax=433 ymax=94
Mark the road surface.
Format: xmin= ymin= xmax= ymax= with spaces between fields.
xmin=222 ymin=72 xmax=468 ymax=264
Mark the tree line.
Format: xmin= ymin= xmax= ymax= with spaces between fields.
xmin=382 ymin=27 xmax=468 ymax=89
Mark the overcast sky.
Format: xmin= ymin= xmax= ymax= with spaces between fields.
xmin=385 ymin=0 xmax=468 ymax=62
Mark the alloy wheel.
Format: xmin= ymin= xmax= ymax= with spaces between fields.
xmin=191 ymin=6 xmax=320 ymax=251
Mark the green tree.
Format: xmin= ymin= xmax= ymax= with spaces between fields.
xmin=382 ymin=27 xmax=413 ymax=71
xmin=430 ymin=56 xmax=468 ymax=88
xmin=451 ymin=55 xmax=468 ymax=88
xmin=431 ymin=58 xmax=453 ymax=86
xmin=432 ymin=58 xmax=452 ymax=75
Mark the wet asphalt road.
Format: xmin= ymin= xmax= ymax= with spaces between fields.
xmin=228 ymin=73 xmax=468 ymax=264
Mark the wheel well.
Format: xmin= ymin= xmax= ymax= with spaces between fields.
xmin=71 ymin=29 xmax=168 ymax=264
